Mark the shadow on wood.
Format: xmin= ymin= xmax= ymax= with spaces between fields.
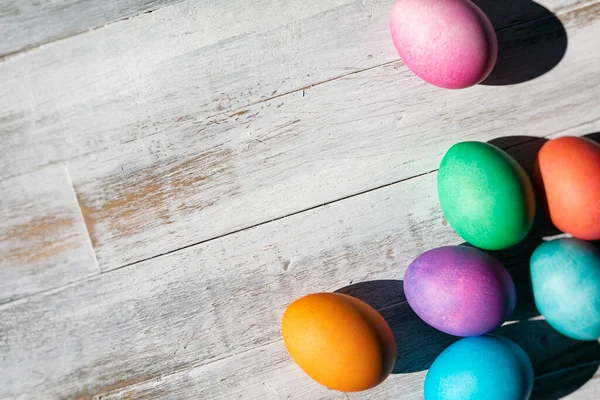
xmin=472 ymin=0 xmax=567 ymax=85
xmin=488 ymin=135 xmax=560 ymax=243
xmin=335 ymin=280 xmax=456 ymax=374
xmin=497 ymin=318 xmax=600 ymax=400
xmin=585 ymin=132 xmax=600 ymax=143
xmin=485 ymin=133 xmax=600 ymax=396
xmin=334 ymin=133 xmax=600 ymax=392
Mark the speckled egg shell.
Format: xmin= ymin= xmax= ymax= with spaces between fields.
xmin=425 ymin=336 xmax=534 ymax=400
xmin=438 ymin=141 xmax=536 ymax=250
xmin=531 ymin=238 xmax=600 ymax=340
xmin=390 ymin=0 xmax=498 ymax=89
xmin=404 ymin=246 xmax=516 ymax=337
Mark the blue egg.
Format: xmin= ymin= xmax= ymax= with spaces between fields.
xmin=425 ymin=336 xmax=533 ymax=400
xmin=531 ymin=238 xmax=600 ymax=340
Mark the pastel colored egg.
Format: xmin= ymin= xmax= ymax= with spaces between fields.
xmin=438 ymin=141 xmax=536 ymax=250
xmin=389 ymin=0 xmax=498 ymax=89
xmin=425 ymin=336 xmax=534 ymax=400
xmin=531 ymin=238 xmax=600 ymax=340
xmin=282 ymin=293 xmax=396 ymax=392
xmin=404 ymin=246 xmax=516 ymax=337
xmin=535 ymin=136 xmax=600 ymax=240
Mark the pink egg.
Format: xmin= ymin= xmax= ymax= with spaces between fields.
xmin=390 ymin=0 xmax=498 ymax=89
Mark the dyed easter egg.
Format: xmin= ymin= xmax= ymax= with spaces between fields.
xmin=425 ymin=336 xmax=534 ymax=400
xmin=404 ymin=246 xmax=516 ymax=336
xmin=535 ymin=136 xmax=600 ymax=240
xmin=531 ymin=238 xmax=600 ymax=340
xmin=282 ymin=293 xmax=396 ymax=391
xmin=389 ymin=0 xmax=498 ymax=89
xmin=438 ymin=141 xmax=536 ymax=250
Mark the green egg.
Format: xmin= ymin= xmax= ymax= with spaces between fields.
xmin=438 ymin=142 xmax=535 ymax=250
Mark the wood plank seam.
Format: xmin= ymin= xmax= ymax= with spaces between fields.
xmin=0 ymin=1 xmax=185 ymax=61
xmin=87 ymin=138 xmax=545 ymax=273
xmin=95 ymin=291 xmax=592 ymax=399
xmin=1 ymin=0 xmax=595 ymax=183
xmin=65 ymin=163 xmax=101 ymax=274
xmin=0 ymin=137 xmax=552 ymax=306
xmin=106 ymin=168 xmax=440 ymax=271
xmin=98 ymin=349 xmax=600 ymax=399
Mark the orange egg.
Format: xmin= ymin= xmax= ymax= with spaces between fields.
xmin=282 ymin=293 xmax=396 ymax=392
xmin=535 ymin=136 xmax=600 ymax=240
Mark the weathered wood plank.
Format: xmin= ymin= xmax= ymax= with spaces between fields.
xmin=0 ymin=0 xmax=593 ymax=180
xmin=0 ymin=0 xmax=182 ymax=56
xmin=2 ymin=164 xmax=599 ymax=398
xmin=0 ymin=0 xmax=373 ymax=179
xmin=0 ymin=164 xmax=99 ymax=303
xmin=97 ymin=333 xmax=600 ymax=400
xmin=95 ymin=247 xmax=600 ymax=399
xmin=0 ymin=171 xmax=459 ymax=399
xmin=69 ymin=3 xmax=600 ymax=270
xmin=97 ymin=332 xmax=428 ymax=400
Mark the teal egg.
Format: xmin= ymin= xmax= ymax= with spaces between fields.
xmin=424 ymin=336 xmax=533 ymax=400
xmin=438 ymin=142 xmax=535 ymax=250
xmin=531 ymin=238 xmax=600 ymax=340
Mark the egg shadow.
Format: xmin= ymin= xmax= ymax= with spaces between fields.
xmin=335 ymin=280 xmax=456 ymax=374
xmin=489 ymin=133 xmax=600 ymax=242
xmin=436 ymin=240 xmax=600 ymax=398
xmin=471 ymin=0 xmax=567 ymax=85
xmin=488 ymin=135 xmax=561 ymax=243
xmin=496 ymin=318 xmax=600 ymax=400
xmin=334 ymin=133 xmax=600 ymax=390
xmin=585 ymin=132 xmax=600 ymax=144
xmin=493 ymin=258 xmax=600 ymax=399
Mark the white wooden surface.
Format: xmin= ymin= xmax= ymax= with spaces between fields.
xmin=0 ymin=164 xmax=99 ymax=303
xmin=57 ymin=2 xmax=600 ymax=269
xmin=0 ymin=0 xmax=183 ymax=56
xmin=1 ymin=0 xmax=600 ymax=398
xmin=0 ymin=0 xmax=595 ymax=181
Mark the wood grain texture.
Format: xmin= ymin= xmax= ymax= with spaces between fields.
xmin=2 ymin=168 xmax=599 ymax=398
xmin=0 ymin=0 xmax=182 ymax=56
xmin=0 ymin=0 xmax=594 ymax=180
xmin=3 ymin=0 xmax=600 ymax=398
xmin=0 ymin=164 xmax=99 ymax=303
xmin=98 ymin=333 xmax=600 ymax=400
xmin=0 ymin=172 xmax=458 ymax=399
xmin=69 ymin=2 xmax=600 ymax=270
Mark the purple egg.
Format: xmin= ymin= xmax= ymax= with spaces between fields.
xmin=404 ymin=246 xmax=516 ymax=337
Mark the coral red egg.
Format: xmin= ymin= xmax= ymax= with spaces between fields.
xmin=535 ymin=136 xmax=600 ymax=240
xmin=389 ymin=0 xmax=497 ymax=89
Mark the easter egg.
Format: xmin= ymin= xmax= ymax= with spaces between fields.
xmin=438 ymin=141 xmax=536 ymax=250
xmin=531 ymin=238 xmax=600 ymax=340
xmin=389 ymin=0 xmax=498 ymax=89
xmin=535 ymin=136 xmax=600 ymax=240
xmin=404 ymin=246 xmax=516 ymax=336
xmin=425 ymin=336 xmax=534 ymax=400
xmin=282 ymin=293 xmax=396 ymax=391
